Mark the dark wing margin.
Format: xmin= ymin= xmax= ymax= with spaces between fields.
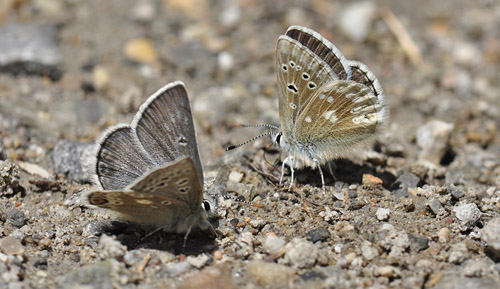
xmin=286 ymin=25 xmax=352 ymax=80
xmin=132 ymin=81 xmax=204 ymax=184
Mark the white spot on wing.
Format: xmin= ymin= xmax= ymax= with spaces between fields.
xmin=327 ymin=96 xmax=334 ymax=103
xmin=319 ymin=94 xmax=326 ymax=100
xmin=290 ymin=102 xmax=297 ymax=109
xmin=305 ymin=116 xmax=312 ymax=123
xmin=322 ymin=110 xmax=338 ymax=123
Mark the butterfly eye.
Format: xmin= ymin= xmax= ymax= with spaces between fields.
xmin=274 ymin=133 xmax=282 ymax=145
xmin=202 ymin=200 xmax=211 ymax=211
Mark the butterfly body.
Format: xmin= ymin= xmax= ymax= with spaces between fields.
xmin=84 ymin=81 xmax=214 ymax=237
xmin=274 ymin=25 xmax=388 ymax=189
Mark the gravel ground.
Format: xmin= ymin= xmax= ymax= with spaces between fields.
xmin=1 ymin=0 xmax=500 ymax=288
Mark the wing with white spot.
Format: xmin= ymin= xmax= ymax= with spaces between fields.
xmin=276 ymin=36 xmax=337 ymax=139
xmin=295 ymin=80 xmax=386 ymax=160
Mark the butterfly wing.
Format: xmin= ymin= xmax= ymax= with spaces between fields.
xmin=276 ymin=36 xmax=337 ymax=141
xmin=285 ymin=25 xmax=351 ymax=80
xmin=132 ymin=81 xmax=203 ymax=184
xmin=294 ymin=80 xmax=386 ymax=161
xmin=94 ymin=124 xmax=157 ymax=190
xmin=85 ymin=157 xmax=203 ymax=229
xmin=128 ymin=157 xmax=203 ymax=209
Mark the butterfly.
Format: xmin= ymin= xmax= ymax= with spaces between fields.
xmin=228 ymin=26 xmax=388 ymax=192
xmin=274 ymin=25 xmax=388 ymax=191
xmin=83 ymin=81 xmax=215 ymax=244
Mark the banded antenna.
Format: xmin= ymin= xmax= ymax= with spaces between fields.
xmin=226 ymin=124 xmax=279 ymax=151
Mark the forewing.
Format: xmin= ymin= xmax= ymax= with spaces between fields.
xmin=295 ymin=80 xmax=387 ymax=159
xmin=276 ymin=35 xmax=338 ymax=139
xmin=132 ymin=81 xmax=203 ymax=184
xmin=94 ymin=124 xmax=157 ymax=190
xmin=128 ymin=157 xmax=203 ymax=210
xmin=285 ymin=25 xmax=352 ymax=80
xmin=349 ymin=60 xmax=385 ymax=102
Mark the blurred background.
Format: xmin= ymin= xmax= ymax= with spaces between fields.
xmin=1 ymin=1 xmax=500 ymax=288
xmin=1 ymin=0 xmax=498 ymax=171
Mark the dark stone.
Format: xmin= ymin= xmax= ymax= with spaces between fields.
xmin=83 ymin=220 xmax=129 ymax=237
xmin=427 ymin=197 xmax=446 ymax=216
xmin=51 ymin=140 xmax=95 ymax=184
xmin=33 ymin=256 xmax=48 ymax=268
xmin=392 ymin=173 xmax=421 ymax=197
xmin=300 ymin=270 xmax=326 ymax=281
xmin=408 ymin=234 xmax=429 ymax=252
xmin=7 ymin=209 xmax=26 ymax=228
xmin=445 ymin=183 xmax=465 ymax=200
xmin=0 ymin=23 xmax=62 ymax=80
xmin=307 ymin=228 xmax=330 ymax=243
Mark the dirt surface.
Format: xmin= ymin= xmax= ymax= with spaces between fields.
xmin=1 ymin=0 xmax=500 ymax=288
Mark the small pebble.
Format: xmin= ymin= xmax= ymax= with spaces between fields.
xmin=284 ymin=238 xmax=318 ymax=269
xmin=448 ymin=242 xmax=468 ymax=264
xmin=360 ymin=241 xmax=379 ymax=260
xmin=166 ymin=261 xmax=191 ymax=277
xmin=123 ymin=38 xmax=157 ymax=64
xmin=130 ymin=1 xmax=156 ymax=22
xmin=240 ymin=232 xmax=253 ymax=246
xmin=482 ymin=217 xmax=500 ymax=259
xmin=0 ymin=236 xmax=24 ymax=255
xmin=187 ymin=254 xmax=210 ymax=269
xmin=97 ymin=235 xmax=126 ymax=260
xmin=7 ymin=209 xmax=26 ymax=228
xmin=392 ymin=172 xmax=421 ymax=197
xmin=376 ymin=208 xmax=391 ymax=221
xmin=247 ymin=260 xmax=295 ymax=288
xmin=446 ymin=183 xmax=465 ymax=199
xmin=213 ymin=250 xmax=223 ymax=261
xmin=374 ymin=265 xmax=400 ymax=278
xmin=307 ymin=228 xmax=330 ymax=243
xmin=427 ymin=197 xmax=446 ymax=217
xmin=249 ymin=218 xmax=266 ymax=229
xmin=416 ymin=120 xmax=454 ymax=165
xmin=263 ymin=234 xmax=285 ymax=256
xmin=218 ymin=51 xmax=234 ymax=72
xmin=363 ymin=174 xmax=383 ymax=186
xmin=453 ymin=203 xmax=482 ymax=229
xmin=92 ymin=66 xmax=110 ymax=91
xmin=228 ymin=171 xmax=243 ymax=183
xmin=437 ymin=228 xmax=451 ymax=243
xmin=339 ymin=1 xmax=377 ymax=43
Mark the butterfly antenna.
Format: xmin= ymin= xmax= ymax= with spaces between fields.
xmin=226 ymin=124 xmax=279 ymax=151
xmin=226 ymin=130 xmax=274 ymax=151
xmin=233 ymin=124 xmax=279 ymax=130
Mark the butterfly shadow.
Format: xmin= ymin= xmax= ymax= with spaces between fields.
xmin=101 ymin=221 xmax=219 ymax=256
xmin=292 ymin=158 xmax=396 ymax=190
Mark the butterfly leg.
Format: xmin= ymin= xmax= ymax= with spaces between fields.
xmin=327 ymin=161 xmax=337 ymax=182
xmin=134 ymin=226 xmax=163 ymax=248
xmin=314 ymin=159 xmax=326 ymax=193
xmin=183 ymin=224 xmax=193 ymax=250
xmin=280 ymin=156 xmax=295 ymax=190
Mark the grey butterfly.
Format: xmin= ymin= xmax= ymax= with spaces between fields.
xmin=84 ymin=81 xmax=215 ymax=243
xmin=229 ymin=26 xmax=388 ymax=191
